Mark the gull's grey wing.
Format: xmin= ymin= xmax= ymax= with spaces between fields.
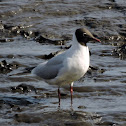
xmin=32 ymin=50 xmax=67 ymax=79
xmin=46 ymin=51 xmax=66 ymax=65
xmin=32 ymin=62 xmax=63 ymax=79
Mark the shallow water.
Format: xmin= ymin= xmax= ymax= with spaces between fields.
xmin=0 ymin=0 xmax=126 ymax=126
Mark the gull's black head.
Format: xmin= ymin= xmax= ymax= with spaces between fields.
xmin=75 ymin=28 xmax=101 ymax=46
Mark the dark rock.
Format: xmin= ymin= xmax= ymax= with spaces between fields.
xmin=87 ymin=66 xmax=105 ymax=77
xmin=2 ymin=96 xmax=33 ymax=106
xmin=0 ymin=38 xmax=14 ymax=42
xmin=0 ymin=21 xmax=4 ymax=30
xmin=35 ymin=35 xmax=66 ymax=45
xmin=43 ymin=52 xmax=58 ymax=59
xmin=36 ymin=50 xmax=62 ymax=59
xmin=11 ymin=83 xmax=37 ymax=94
xmin=25 ymin=67 xmax=35 ymax=73
xmin=89 ymin=66 xmax=98 ymax=70
xmin=0 ymin=60 xmax=12 ymax=73
xmin=112 ymin=44 xmax=126 ymax=59
xmin=99 ymin=121 xmax=118 ymax=126
xmin=98 ymin=69 xmax=106 ymax=73
xmin=0 ymin=60 xmax=19 ymax=73
xmin=42 ymin=51 xmax=59 ymax=59
xmin=33 ymin=31 xmax=40 ymax=37
xmin=20 ymin=30 xmax=30 ymax=39
xmin=65 ymin=122 xmax=91 ymax=126
xmin=4 ymin=24 xmax=15 ymax=30
xmin=14 ymin=113 xmax=42 ymax=123
xmin=109 ymin=0 xmax=115 ymax=2
xmin=0 ymin=22 xmax=40 ymax=39
xmin=0 ymin=38 xmax=7 ymax=42
xmin=119 ymin=30 xmax=126 ymax=37
xmin=60 ymin=45 xmax=71 ymax=49
xmin=78 ymin=105 xmax=86 ymax=109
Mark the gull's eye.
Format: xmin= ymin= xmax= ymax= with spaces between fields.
xmin=83 ymin=33 xmax=87 ymax=36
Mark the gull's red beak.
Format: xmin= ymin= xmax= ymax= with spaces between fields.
xmin=93 ymin=37 xmax=101 ymax=42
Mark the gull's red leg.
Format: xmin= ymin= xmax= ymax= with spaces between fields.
xmin=70 ymin=82 xmax=73 ymax=105
xmin=58 ymin=88 xmax=60 ymax=106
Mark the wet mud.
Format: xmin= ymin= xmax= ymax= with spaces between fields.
xmin=0 ymin=0 xmax=126 ymax=126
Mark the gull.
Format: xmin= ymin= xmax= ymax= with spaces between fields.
xmin=32 ymin=28 xmax=101 ymax=106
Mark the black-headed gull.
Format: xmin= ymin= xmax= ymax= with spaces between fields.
xmin=32 ymin=28 xmax=101 ymax=105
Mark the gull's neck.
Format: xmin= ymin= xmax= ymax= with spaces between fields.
xmin=71 ymin=33 xmax=87 ymax=50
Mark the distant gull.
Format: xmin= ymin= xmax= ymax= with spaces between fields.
xmin=32 ymin=28 xmax=101 ymax=106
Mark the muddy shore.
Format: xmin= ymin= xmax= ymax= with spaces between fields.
xmin=0 ymin=0 xmax=126 ymax=126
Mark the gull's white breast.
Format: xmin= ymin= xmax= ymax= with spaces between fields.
xmin=47 ymin=45 xmax=90 ymax=86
